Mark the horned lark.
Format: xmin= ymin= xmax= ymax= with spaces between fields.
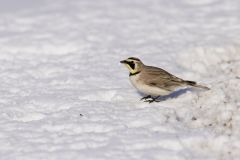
xmin=120 ymin=57 xmax=209 ymax=103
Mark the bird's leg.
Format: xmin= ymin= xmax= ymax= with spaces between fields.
xmin=140 ymin=95 xmax=152 ymax=101
xmin=144 ymin=96 xmax=161 ymax=103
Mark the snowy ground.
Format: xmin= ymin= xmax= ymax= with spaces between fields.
xmin=0 ymin=0 xmax=240 ymax=159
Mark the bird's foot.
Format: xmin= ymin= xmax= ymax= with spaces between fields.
xmin=143 ymin=96 xmax=161 ymax=103
xmin=140 ymin=95 xmax=152 ymax=101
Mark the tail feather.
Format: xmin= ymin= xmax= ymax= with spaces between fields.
xmin=184 ymin=80 xmax=210 ymax=90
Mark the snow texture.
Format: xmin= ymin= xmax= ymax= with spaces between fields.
xmin=0 ymin=0 xmax=240 ymax=160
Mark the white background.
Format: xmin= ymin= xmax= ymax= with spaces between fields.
xmin=0 ymin=0 xmax=240 ymax=159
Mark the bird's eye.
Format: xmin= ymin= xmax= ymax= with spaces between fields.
xmin=128 ymin=61 xmax=135 ymax=70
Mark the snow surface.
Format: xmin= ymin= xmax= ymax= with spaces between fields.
xmin=0 ymin=0 xmax=240 ymax=159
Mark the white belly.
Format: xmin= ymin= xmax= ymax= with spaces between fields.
xmin=129 ymin=74 xmax=170 ymax=96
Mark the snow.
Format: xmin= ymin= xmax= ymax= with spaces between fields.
xmin=0 ymin=0 xmax=240 ymax=159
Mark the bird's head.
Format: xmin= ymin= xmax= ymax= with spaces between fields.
xmin=120 ymin=57 xmax=144 ymax=75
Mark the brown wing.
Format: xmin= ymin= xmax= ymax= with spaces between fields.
xmin=141 ymin=66 xmax=185 ymax=91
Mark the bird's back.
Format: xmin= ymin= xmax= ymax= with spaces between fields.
xmin=140 ymin=65 xmax=186 ymax=91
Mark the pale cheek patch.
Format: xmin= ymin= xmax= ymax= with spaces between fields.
xmin=124 ymin=64 xmax=135 ymax=73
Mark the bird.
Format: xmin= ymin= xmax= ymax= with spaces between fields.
xmin=120 ymin=57 xmax=210 ymax=103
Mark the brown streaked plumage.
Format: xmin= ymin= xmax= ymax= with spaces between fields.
xmin=120 ymin=57 xmax=209 ymax=103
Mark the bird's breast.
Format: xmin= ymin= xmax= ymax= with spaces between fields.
xmin=129 ymin=74 xmax=141 ymax=89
